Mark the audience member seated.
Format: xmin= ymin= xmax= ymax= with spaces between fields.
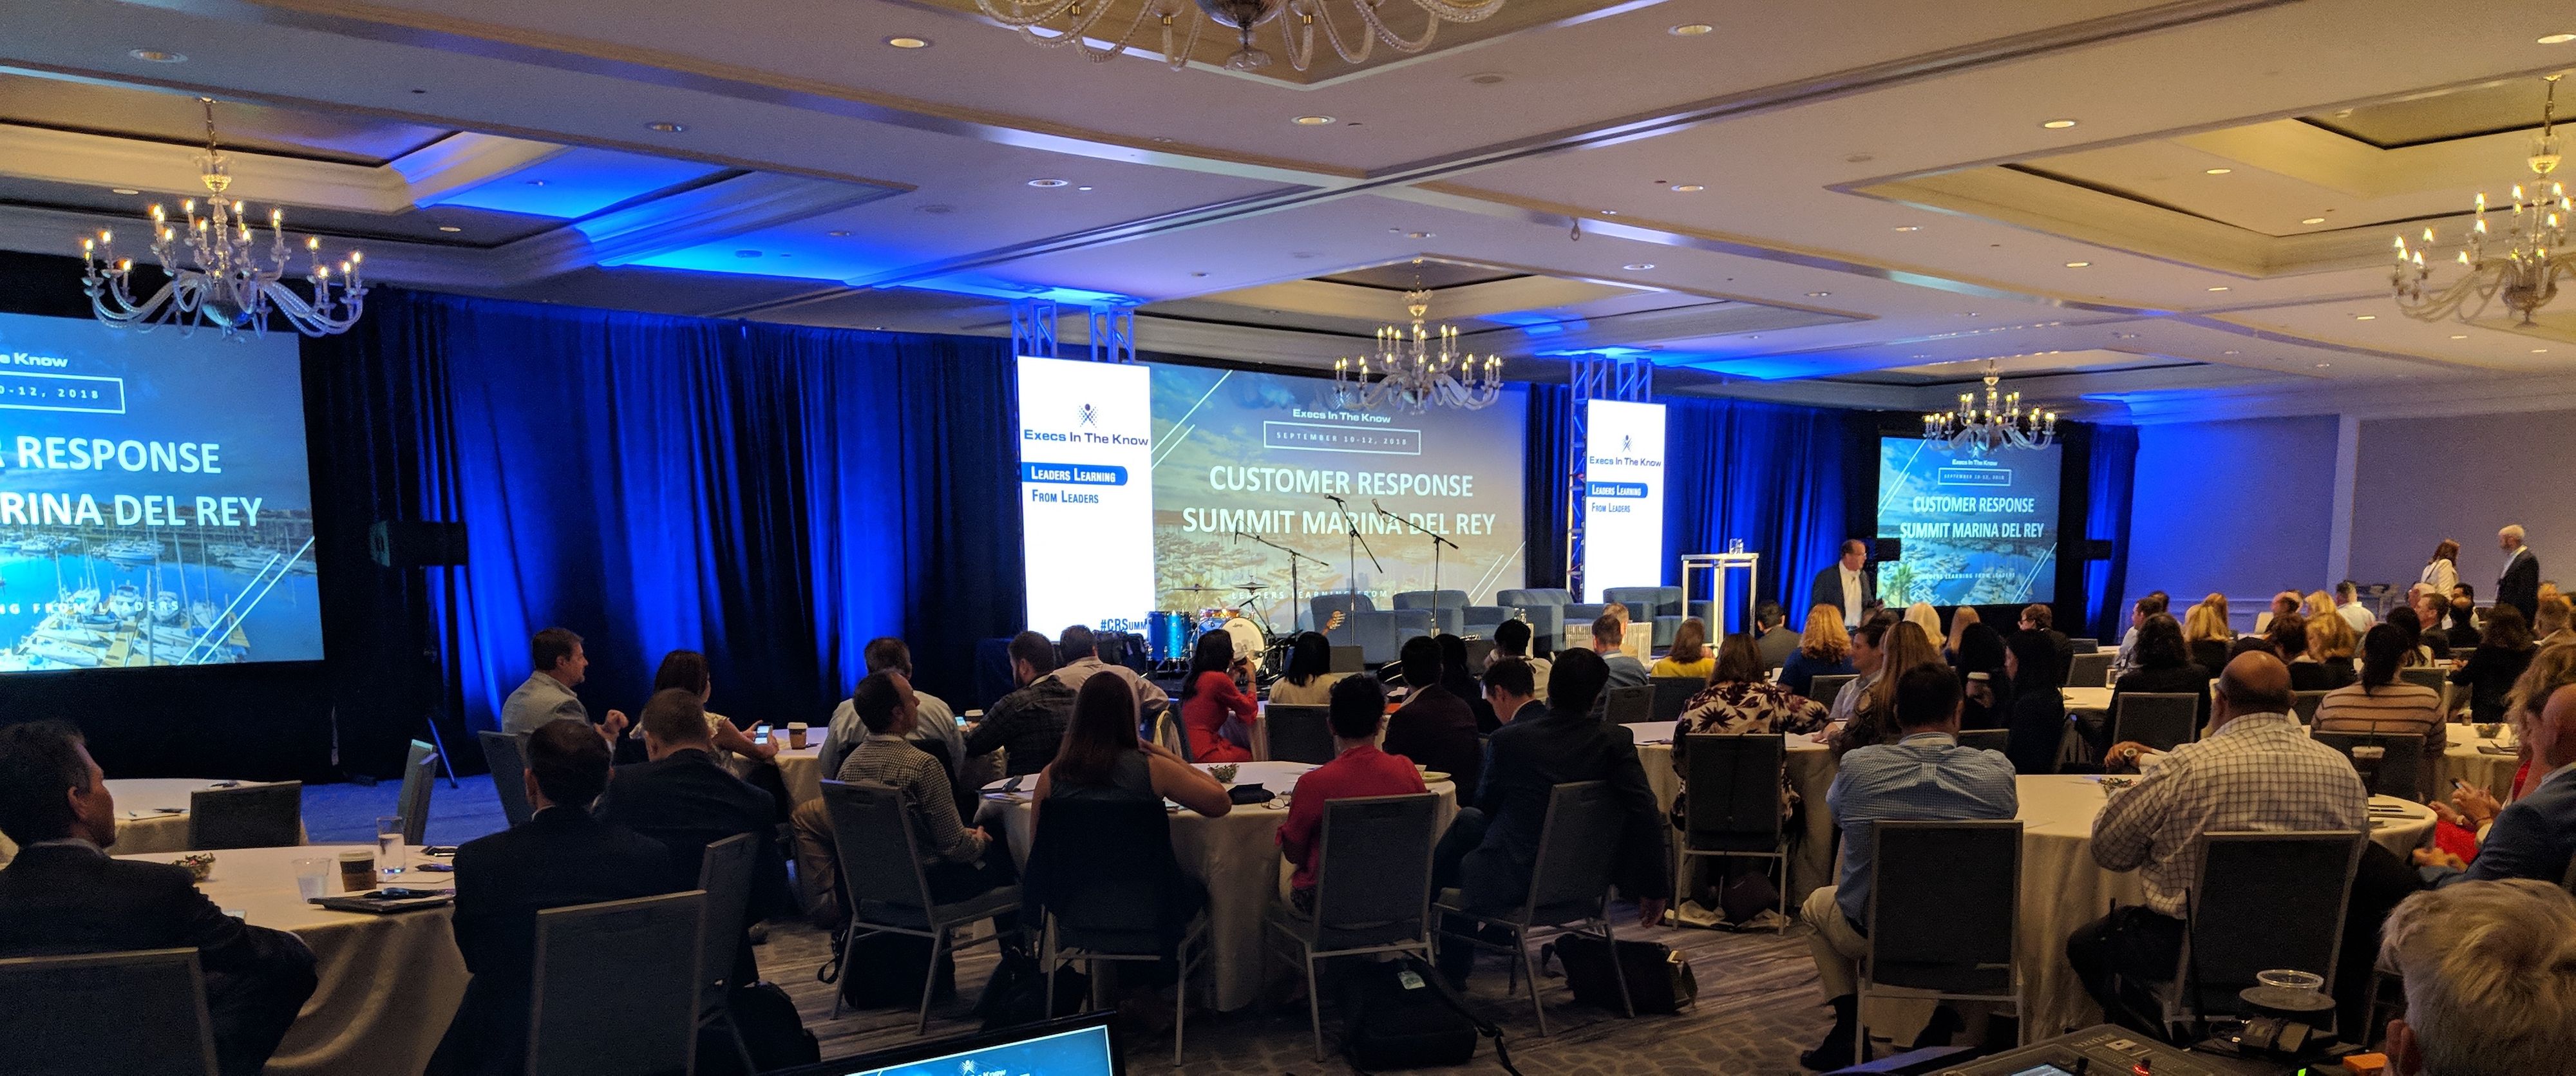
xmin=1437 ymin=634 xmax=1502 ymax=734
xmin=837 ymin=671 xmax=1018 ymax=934
xmin=1050 ymin=624 xmax=1170 ymax=714
xmin=2182 ymin=601 xmax=2233 ymax=677
xmin=2407 ymin=590 xmax=2453 ymax=661
xmin=2271 ymin=611 xmax=2344 ymax=692
xmin=1649 ymin=617 xmax=1715 ymax=681
xmin=1177 ymin=630 xmax=1257 ymax=762
xmin=1383 ymin=636 xmax=1484 ymax=795
xmin=2002 ymin=629 xmax=2068 ymax=775
xmin=1779 ymin=605 xmax=1855 ymax=697
xmin=965 ymin=630 xmax=1079 ymax=777
xmin=1481 ymin=659 xmax=1542 ymax=726
xmin=436 ymin=719 xmax=673 ymax=1076
xmin=1797 ymin=665 xmax=2018 ymax=1070
xmin=501 ymin=625 xmax=627 ymax=742
xmin=1274 ymin=675 xmax=1429 ymax=912
xmin=2376 ymin=879 xmax=2576 ymax=1076
xmin=595 ymin=688 xmax=791 ymax=979
xmin=2302 ymin=589 xmax=2338 ymax=625
xmin=2418 ymin=680 xmax=2576 ymax=888
xmin=2386 ymin=605 xmax=2442 ymax=666
xmin=822 ymin=637 xmax=963 ymax=783
xmin=1593 ymin=613 xmax=1650 ymax=690
xmin=2336 ymin=580 xmax=2377 ymax=635
xmin=2253 ymin=590 xmax=2300 ymax=636
xmin=2307 ymin=612 xmax=2360 ymax=683
xmin=1265 ymin=631 xmax=1345 ymax=706
xmin=2446 ymin=591 xmax=2484 ymax=650
xmin=2452 ymin=605 xmax=2537 ymax=726
xmin=1431 ymin=649 xmax=1667 ymax=984
xmin=1904 ymin=601 xmax=1946 ymax=655
xmin=0 ymin=721 xmax=317 ymax=1076
xmin=2316 ymin=625 xmax=2447 ymax=791
xmin=2114 ymin=591 xmax=2170 ymax=674
xmin=1674 ymin=634 xmax=1829 ymax=828
xmin=1034 ymin=677 xmax=1231 ymax=818
xmin=2107 ymin=612 xmax=2212 ymax=738
xmin=2069 ymin=652 xmax=2367 ymax=1034
xmin=1828 ymin=620 xmax=1942 ymax=760
xmin=1944 ymin=605 xmax=1980 ymax=665
xmin=1752 ymin=601 xmax=1800 ymax=670
xmin=2536 ymin=596 xmax=2575 ymax=648
xmin=1952 ymin=621 xmax=2009 ymax=729
xmin=639 ymin=649 xmax=792 ymax=822
xmin=1484 ymin=618 xmax=1551 ymax=703
xmin=2020 ymin=602 xmax=2074 ymax=670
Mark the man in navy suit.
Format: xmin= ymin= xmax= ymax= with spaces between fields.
xmin=596 ymin=689 xmax=791 ymax=982
xmin=2424 ymin=680 xmax=2576 ymax=888
xmin=2498 ymin=524 xmax=2542 ymax=623
xmin=435 ymin=719 xmax=673 ymax=1076
xmin=0 ymin=721 xmax=317 ymax=1076
xmin=1809 ymin=539 xmax=1881 ymax=630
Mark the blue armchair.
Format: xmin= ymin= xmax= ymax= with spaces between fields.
xmin=1391 ymin=589 xmax=1514 ymax=640
xmin=1309 ymin=593 xmax=1434 ymax=666
xmin=1495 ymin=588 xmax=1616 ymax=656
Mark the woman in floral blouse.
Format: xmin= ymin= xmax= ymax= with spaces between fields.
xmin=1671 ymin=633 xmax=1830 ymax=824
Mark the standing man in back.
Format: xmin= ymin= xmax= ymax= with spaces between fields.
xmin=2500 ymin=524 xmax=2542 ymax=623
xmin=500 ymin=627 xmax=627 ymax=742
xmin=1810 ymin=540 xmax=1879 ymax=630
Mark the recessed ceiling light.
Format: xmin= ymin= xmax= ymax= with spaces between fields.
xmin=2353 ymin=314 xmax=2376 ymax=320
xmin=2204 ymin=167 xmax=2233 ymax=175
xmin=1027 ymin=178 xmax=1070 ymax=187
xmin=2534 ymin=348 xmax=2552 ymax=354
xmin=1622 ymin=262 xmax=1656 ymax=270
xmin=1291 ymin=115 xmax=1335 ymax=126
xmin=884 ymin=35 xmax=932 ymax=48
xmin=1893 ymin=225 xmax=1920 ymax=232
xmin=109 ymin=188 xmax=138 ymax=196
xmin=2223 ymin=350 xmax=2240 ymax=355
xmin=1669 ymin=23 xmax=1713 ymax=35
xmin=1806 ymin=291 xmax=1831 ymax=297
xmin=1671 ymin=184 xmax=1703 ymax=193
xmin=826 ymin=230 xmax=850 ymax=237
xmin=1406 ymin=231 xmax=1432 ymax=239
xmin=2314 ymin=362 xmax=2332 ymax=368
xmin=128 ymin=49 xmax=185 ymax=62
xmin=645 ymin=121 xmax=687 ymax=133
xmin=1076 ymin=185 xmax=1093 ymax=191
xmin=2064 ymin=260 xmax=2091 ymax=267
xmin=1599 ymin=209 xmax=1618 ymax=215
xmin=2206 ymin=285 xmax=2230 ymax=292
xmin=437 ymin=225 xmax=463 ymax=232
xmin=2040 ymin=119 xmax=2078 ymax=129
xmin=2450 ymin=334 xmax=2468 ymax=339
xmin=2539 ymin=32 xmax=2576 ymax=44
xmin=2300 ymin=217 xmax=2327 ymax=224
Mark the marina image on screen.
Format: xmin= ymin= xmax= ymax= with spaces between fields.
xmin=1875 ymin=435 xmax=2061 ymax=606
xmin=0 ymin=313 xmax=323 ymax=672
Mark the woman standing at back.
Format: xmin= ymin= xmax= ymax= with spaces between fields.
xmin=2421 ymin=538 xmax=2461 ymax=599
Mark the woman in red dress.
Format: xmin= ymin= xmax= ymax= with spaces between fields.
xmin=1179 ymin=630 xmax=1256 ymax=762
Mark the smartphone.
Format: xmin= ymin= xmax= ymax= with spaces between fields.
xmin=2451 ymin=778 xmax=2471 ymax=794
xmin=412 ymin=862 xmax=455 ymax=873
xmin=753 ymin=730 xmax=769 ymax=745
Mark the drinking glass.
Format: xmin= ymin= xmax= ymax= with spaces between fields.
xmin=375 ymin=815 xmax=406 ymax=876
xmin=292 ymin=856 xmax=331 ymax=900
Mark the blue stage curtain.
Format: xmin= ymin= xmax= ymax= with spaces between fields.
xmin=321 ymin=290 xmax=1019 ymax=748
xmin=2081 ymin=422 xmax=2139 ymax=642
xmin=1660 ymin=397 xmax=1853 ymax=630
xmin=1522 ymin=383 xmax=1573 ymax=589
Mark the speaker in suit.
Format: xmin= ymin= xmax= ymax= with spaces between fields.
xmin=1809 ymin=554 xmax=1880 ymax=628
xmin=2500 ymin=543 xmax=2542 ymax=622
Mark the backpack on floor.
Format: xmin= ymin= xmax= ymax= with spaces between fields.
xmin=1539 ymin=932 xmax=1698 ymax=1015
xmin=975 ymin=947 xmax=1090 ymax=1032
xmin=1341 ymin=957 xmax=1505 ymax=1072
xmin=727 ymin=980 xmax=820 ymax=1071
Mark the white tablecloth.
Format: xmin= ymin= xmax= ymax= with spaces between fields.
xmin=984 ymin=760 xmax=1455 ymax=1012
xmin=2061 ymin=687 xmax=2113 ymax=714
xmin=118 ymin=843 xmax=468 ymax=1076
xmin=0 ymin=779 xmax=256 ymax=866
xmin=1623 ymin=721 xmax=1839 ymax=907
xmin=2009 ymin=775 xmax=2435 ymax=1036
xmin=775 ymin=742 xmax=824 ymax=806
xmin=2439 ymin=723 xmax=2521 ymax=798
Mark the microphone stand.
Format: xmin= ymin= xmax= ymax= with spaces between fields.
xmin=1325 ymin=495 xmax=1381 ymax=652
xmin=1234 ymin=530 xmax=1329 ymax=634
xmin=1376 ymin=500 xmax=1459 ymax=625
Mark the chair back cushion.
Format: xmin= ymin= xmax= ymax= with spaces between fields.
xmin=1810 ymin=675 xmax=1857 ymax=712
xmin=531 ymin=892 xmax=705 ymax=1076
xmin=820 ymin=780 xmax=935 ymax=912
xmin=2183 ymin=831 xmax=2363 ymax=1016
xmin=1025 ymin=797 xmax=1196 ymax=953
xmin=397 ymin=740 xmax=437 ymax=845
xmin=1264 ymin=705 xmax=1336 ymax=765
xmin=1497 ymin=589 xmax=1571 ymax=610
xmin=1523 ymin=781 xmax=1628 ymax=925
xmin=1866 ymin=820 xmax=2023 ymax=994
xmin=1312 ymin=793 xmax=1441 ymax=950
xmin=187 ymin=782 xmax=302 ymax=851
xmin=1392 ymin=590 xmax=1472 ymax=612
xmin=0 ymin=949 xmax=216 ymax=1076
xmin=479 ymin=731 xmax=536 ymax=829
xmin=693 ymin=833 xmax=759 ymax=1003
xmin=2067 ymin=653 xmax=2114 ymax=689
xmin=2310 ymin=731 xmax=2427 ymax=802
xmin=1602 ymin=684 xmax=1653 ymax=726
xmin=1682 ymin=734 xmax=1787 ymax=853
xmin=1955 ymin=728 xmax=2011 ymax=755
xmin=2112 ymin=693 xmax=2199 ymax=752
xmin=1649 ymin=677 xmax=1703 ymax=723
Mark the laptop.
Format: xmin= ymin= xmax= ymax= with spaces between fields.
xmin=768 ymin=1015 xmax=1122 ymax=1076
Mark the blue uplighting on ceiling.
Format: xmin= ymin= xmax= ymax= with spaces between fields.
xmin=419 ymin=147 xmax=724 ymax=219
xmin=625 ymin=242 xmax=853 ymax=283
xmin=905 ymin=273 xmax=1140 ymax=307
xmin=1671 ymin=355 xmax=1854 ymax=380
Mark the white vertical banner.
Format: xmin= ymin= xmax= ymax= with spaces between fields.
xmin=1580 ymin=399 xmax=1668 ymax=603
xmin=1018 ymin=356 xmax=1155 ymax=634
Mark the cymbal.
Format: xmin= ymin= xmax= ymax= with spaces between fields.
xmin=1168 ymin=585 xmax=1226 ymax=592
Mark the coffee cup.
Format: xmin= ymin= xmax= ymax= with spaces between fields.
xmin=337 ymin=849 xmax=376 ymax=892
xmin=787 ymin=722 xmax=810 ymax=748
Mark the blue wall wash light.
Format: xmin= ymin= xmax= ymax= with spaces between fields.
xmin=417 ymin=147 xmax=724 ymax=219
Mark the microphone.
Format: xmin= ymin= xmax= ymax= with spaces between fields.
xmin=1323 ymin=494 xmax=1347 ymax=507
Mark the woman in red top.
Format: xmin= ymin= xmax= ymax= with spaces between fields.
xmin=1180 ymin=630 xmax=1256 ymax=762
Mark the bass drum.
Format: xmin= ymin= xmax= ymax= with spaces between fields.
xmin=1145 ymin=610 xmax=1194 ymax=663
xmin=1219 ymin=617 xmax=1267 ymax=666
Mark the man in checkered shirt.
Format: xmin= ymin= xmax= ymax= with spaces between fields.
xmin=2066 ymin=650 xmax=2367 ymax=1033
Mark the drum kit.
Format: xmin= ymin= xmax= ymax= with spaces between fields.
xmin=1150 ymin=581 xmax=1280 ymax=668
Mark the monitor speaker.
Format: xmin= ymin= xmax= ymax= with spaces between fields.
xmin=370 ymin=521 xmax=469 ymax=568
xmin=1873 ymin=538 xmax=1902 ymax=562
xmin=2077 ymin=539 xmax=2116 ymax=561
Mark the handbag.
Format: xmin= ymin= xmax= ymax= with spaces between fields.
xmin=1341 ymin=957 xmax=1523 ymax=1073
xmin=1539 ymin=933 xmax=1698 ymax=1015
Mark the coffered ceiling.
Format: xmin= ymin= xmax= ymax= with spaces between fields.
xmin=1 ymin=0 xmax=2572 ymax=421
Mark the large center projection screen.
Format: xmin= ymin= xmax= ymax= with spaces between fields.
xmin=0 ymin=312 xmax=323 ymax=672
xmin=1152 ymin=368 xmax=1527 ymax=635
xmin=1876 ymin=436 xmax=2061 ymax=607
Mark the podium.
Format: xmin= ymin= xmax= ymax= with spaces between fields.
xmin=1679 ymin=551 xmax=1760 ymax=637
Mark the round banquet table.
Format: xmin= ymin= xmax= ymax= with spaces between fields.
xmin=115 ymin=843 xmax=468 ymax=1076
xmin=1623 ymin=721 xmax=1839 ymax=909
xmin=2438 ymin=722 xmax=2521 ymax=798
xmin=0 ymin=778 xmax=252 ymax=867
xmin=2006 ymin=775 xmax=2436 ymax=1037
xmin=983 ymin=759 xmax=1456 ymax=1012
xmin=775 ymin=742 xmax=825 ymax=806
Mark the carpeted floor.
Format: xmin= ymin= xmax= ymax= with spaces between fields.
xmin=304 ymin=776 xmax=1835 ymax=1073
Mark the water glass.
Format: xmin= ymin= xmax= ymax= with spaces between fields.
xmin=292 ymin=856 xmax=331 ymax=900
xmin=375 ymin=815 xmax=406 ymax=876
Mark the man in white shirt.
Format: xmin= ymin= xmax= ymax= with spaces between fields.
xmin=2336 ymin=581 xmax=2377 ymax=635
xmin=1046 ymin=625 xmax=1170 ymax=715
xmin=1808 ymin=540 xmax=1878 ymax=630
xmin=500 ymin=627 xmax=627 ymax=742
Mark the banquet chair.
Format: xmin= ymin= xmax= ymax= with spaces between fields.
xmin=1650 ymin=677 xmax=1705 ymax=724
xmin=0 ymin=949 xmax=216 ymax=1076
xmin=1603 ymin=684 xmax=1653 ymax=725
xmin=2290 ymin=690 xmax=2331 ymax=725
xmin=1857 ymin=820 xmax=2025 ymax=1061
xmin=478 ymin=730 xmax=537 ymax=829
xmin=187 ymin=781 xmax=302 ymax=850
xmin=692 ymin=833 xmax=759 ymax=1072
xmin=1676 ymin=734 xmax=1788 ymax=930
xmin=2065 ymin=652 xmax=2115 ymax=690
xmin=2309 ymin=731 xmax=2429 ymax=802
xmin=1955 ymin=728 xmax=2011 ymax=755
xmin=1027 ymin=797 xmax=1209 ymax=1064
xmin=2394 ymin=667 xmax=2452 ymax=714
xmin=529 ymin=891 xmax=706 ymax=1076
xmin=1810 ymin=675 xmax=1858 ymax=712
xmin=1264 ymin=704 xmax=1336 ymax=765
xmin=1261 ymin=793 xmax=1440 ymax=1059
xmin=2067 ymin=639 xmax=2101 ymax=655
xmin=2157 ymin=830 xmax=2364 ymax=1042
xmin=822 ymin=780 xmax=1025 ymax=1034
xmin=2110 ymin=694 xmax=2197 ymax=753
xmin=395 ymin=739 xmax=437 ymax=845
xmin=1157 ymin=708 xmax=1198 ymax=762
xmin=1434 ymin=780 xmax=1633 ymax=1035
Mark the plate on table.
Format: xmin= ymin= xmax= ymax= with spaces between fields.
xmin=1419 ymin=771 xmax=1451 ymax=784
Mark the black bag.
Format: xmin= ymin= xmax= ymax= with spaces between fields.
xmin=1539 ymin=933 xmax=1698 ymax=1015
xmin=726 ymin=981 xmax=820 ymax=1071
xmin=1718 ymin=867 xmax=1781 ymax=925
xmin=825 ymin=929 xmax=954 ymax=1010
xmin=1341 ymin=958 xmax=1482 ymax=1071
xmin=975 ymin=948 xmax=1090 ymax=1032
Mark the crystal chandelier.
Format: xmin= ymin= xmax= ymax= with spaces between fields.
xmin=1921 ymin=361 xmax=2056 ymax=456
xmin=1333 ymin=286 xmax=1504 ymax=411
xmin=971 ymin=0 xmax=1504 ymax=73
xmin=2391 ymin=75 xmax=2571 ymax=326
xmin=79 ymin=99 xmax=368 ymax=339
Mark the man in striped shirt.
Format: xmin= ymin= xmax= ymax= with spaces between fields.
xmin=2069 ymin=651 xmax=2367 ymax=1033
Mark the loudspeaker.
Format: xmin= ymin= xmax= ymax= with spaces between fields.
xmin=2077 ymin=539 xmax=2116 ymax=561
xmin=1873 ymin=538 xmax=1902 ymax=562
xmin=370 ymin=521 xmax=469 ymax=568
